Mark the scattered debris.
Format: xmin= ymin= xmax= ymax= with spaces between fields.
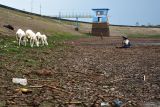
xmin=3 ymin=24 xmax=14 ymax=30
xmin=35 ymin=69 xmax=52 ymax=76
xmin=101 ymin=102 xmax=110 ymax=107
xmin=75 ymin=27 xmax=79 ymax=31
xmin=113 ymin=99 xmax=123 ymax=107
xmin=143 ymin=75 xmax=146 ymax=81
xmin=0 ymin=37 xmax=160 ymax=106
xmin=12 ymin=78 xmax=27 ymax=86
xmin=15 ymin=88 xmax=32 ymax=94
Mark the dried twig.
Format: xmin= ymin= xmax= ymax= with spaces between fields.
xmin=47 ymin=85 xmax=72 ymax=94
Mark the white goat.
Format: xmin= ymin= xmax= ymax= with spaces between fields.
xmin=26 ymin=29 xmax=39 ymax=47
xmin=36 ymin=32 xmax=48 ymax=46
xmin=16 ymin=29 xmax=27 ymax=46
xmin=35 ymin=32 xmax=42 ymax=44
xmin=41 ymin=34 xmax=48 ymax=46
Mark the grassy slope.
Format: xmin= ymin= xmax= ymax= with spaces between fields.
xmin=0 ymin=6 xmax=83 ymax=37
xmin=127 ymin=34 xmax=160 ymax=38
xmin=0 ymin=6 xmax=89 ymax=77
xmin=1 ymin=5 xmax=160 ymax=38
xmin=80 ymin=23 xmax=160 ymax=38
xmin=110 ymin=26 xmax=160 ymax=38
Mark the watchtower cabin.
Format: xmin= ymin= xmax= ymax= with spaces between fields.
xmin=92 ymin=8 xmax=110 ymax=37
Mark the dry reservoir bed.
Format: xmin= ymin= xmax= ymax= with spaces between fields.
xmin=0 ymin=36 xmax=160 ymax=107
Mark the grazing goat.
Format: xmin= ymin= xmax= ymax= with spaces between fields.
xmin=16 ymin=29 xmax=27 ymax=46
xmin=26 ymin=29 xmax=39 ymax=47
xmin=41 ymin=34 xmax=48 ymax=46
xmin=35 ymin=32 xmax=42 ymax=43
xmin=35 ymin=32 xmax=48 ymax=46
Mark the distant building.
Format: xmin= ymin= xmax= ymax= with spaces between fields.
xmin=92 ymin=8 xmax=110 ymax=37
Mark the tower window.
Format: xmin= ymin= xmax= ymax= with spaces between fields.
xmin=96 ymin=11 xmax=104 ymax=16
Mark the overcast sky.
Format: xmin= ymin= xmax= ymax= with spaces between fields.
xmin=0 ymin=0 xmax=160 ymax=25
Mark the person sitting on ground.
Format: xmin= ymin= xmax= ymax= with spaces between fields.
xmin=122 ymin=36 xmax=131 ymax=48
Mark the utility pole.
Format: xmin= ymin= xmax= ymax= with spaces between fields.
xmin=31 ymin=0 xmax=33 ymax=13
xmin=75 ymin=17 xmax=79 ymax=31
xmin=59 ymin=12 xmax=61 ymax=22
xmin=40 ymin=3 xmax=41 ymax=15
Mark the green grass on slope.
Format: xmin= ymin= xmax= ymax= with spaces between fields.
xmin=0 ymin=33 xmax=88 ymax=77
xmin=0 ymin=33 xmax=88 ymax=54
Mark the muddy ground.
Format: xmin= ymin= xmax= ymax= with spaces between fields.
xmin=0 ymin=36 xmax=160 ymax=107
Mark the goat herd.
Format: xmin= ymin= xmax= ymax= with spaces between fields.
xmin=16 ymin=29 xmax=48 ymax=47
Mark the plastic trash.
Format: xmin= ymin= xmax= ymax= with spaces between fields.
xmin=101 ymin=102 xmax=110 ymax=107
xmin=20 ymin=88 xmax=32 ymax=94
xmin=113 ymin=99 xmax=123 ymax=107
xmin=12 ymin=78 xmax=27 ymax=86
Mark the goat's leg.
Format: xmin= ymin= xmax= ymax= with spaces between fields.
xmin=19 ymin=37 xmax=22 ymax=46
xmin=30 ymin=37 xmax=32 ymax=46
xmin=24 ymin=37 xmax=27 ymax=46
xmin=42 ymin=39 xmax=44 ymax=46
xmin=36 ymin=39 xmax=39 ymax=47
xmin=44 ymin=39 xmax=48 ymax=46
xmin=30 ymin=39 xmax=33 ymax=47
